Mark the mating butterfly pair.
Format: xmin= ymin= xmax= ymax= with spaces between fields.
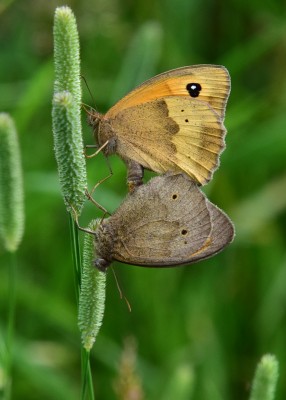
xmin=87 ymin=65 xmax=234 ymax=270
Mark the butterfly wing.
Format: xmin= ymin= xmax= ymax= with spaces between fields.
xmin=104 ymin=174 xmax=214 ymax=267
xmin=107 ymin=65 xmax=230 ymax=119
xmin=101 ymin=65 xmax=230 ymax=185
xmin=188 ymin=201 xmax=235 ymax=263
xmin=110 ymin=97 xmax=225 ymax=184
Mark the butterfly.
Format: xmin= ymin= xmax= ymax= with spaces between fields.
xmin=90 ymin=173 xmax=234 ymax=271
xmin=89 ymin=65 xmax=230 ymax=190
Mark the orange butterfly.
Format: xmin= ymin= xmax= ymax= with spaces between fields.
xmin=89 ymin=65 xmax=230 ymax=190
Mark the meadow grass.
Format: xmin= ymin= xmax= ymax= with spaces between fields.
xmin=0 ymin=1 xmax=286 ymax=398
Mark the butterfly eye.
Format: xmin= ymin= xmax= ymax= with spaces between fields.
xmin=181 ymin=229 xmax=188 ymax=235
xmin=186 ymin=83 xmax=202 ymax=98
xmin=172 ymin=194 xmax=178 ymax=200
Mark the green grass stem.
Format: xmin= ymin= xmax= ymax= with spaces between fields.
xmin=249 ymin=354 xmax=279 ymax=400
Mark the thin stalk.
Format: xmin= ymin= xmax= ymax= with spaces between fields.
xmin=3 ymin=252 xmax=17 ymax=400
xmin=0 ymin=113 xmax=24 ymax=399
xmin=81 ymin=349 xmax=95 ymax=400
xmin=69 ymin=214 xmax=81 ymax=303
xmin=68 ymin=214 xmax=94 ymax=400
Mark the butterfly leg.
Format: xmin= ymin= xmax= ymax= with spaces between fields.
xmin=84 ymin=139 xmax=109 ymax=158
xmin=67 ymin=199 xmax=99 ymax=235
xmin=126 ymin=160 xmax=144 ymax=192
xmin=86 ymin=154 xmax=113 ymax=217
xmin=85 ymin=188 xmax=111 ymax=219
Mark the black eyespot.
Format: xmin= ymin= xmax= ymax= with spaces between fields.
xmin=185 ymin=119 xmax=189 ymax=123
xmin=184 ymin=240 xmax=188 ymax=245
xmin=186 ymin=83 xmax=202 ymax=98
xmin=172 ymin=194 xmax=178 ymax=200
xmin=181 ymin=229 xmax=188 ymax=235
xmin=181 ymin=109 xmax=184 ymax=112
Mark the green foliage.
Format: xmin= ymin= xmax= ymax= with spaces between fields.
xmin=0 ymin=1 xmax=286 ymax=399
xmin=0 ymin=113 xmax=24 ymax=252
xmin=78 ymin=219 xmax=106 ymax=351
xmin=250 ymin=354 xmax=279 ymax=400
xmin=53 ymin=6 xmax=81 ymax=106
xmin=53 ymin=6 xmax=87 ymax=215
xmin=52 ymin=91 xmax=87 ymax=214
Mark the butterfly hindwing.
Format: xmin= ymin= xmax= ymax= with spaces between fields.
xmin=187 ymin=200 xmax=235 ymax=263
xmin=110 ymin=97 xmax=225 ymax=184
xmin=105 ymin=174 xmax=212 ymax=266
xmin=95 ymin=174 xmax=234 ymax=268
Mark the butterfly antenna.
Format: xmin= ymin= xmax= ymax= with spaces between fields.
xmin=111 ymin=267 xmax=132 ymax=312
xmin=82 ymin=102 xmax=93 ymax=114
xmin=81 ymin=74 xmax=97 ymax=110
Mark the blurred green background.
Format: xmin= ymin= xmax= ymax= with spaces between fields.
xmin=1 ymin=0 xmax=286 ymax=399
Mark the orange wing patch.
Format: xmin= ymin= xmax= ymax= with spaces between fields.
xmin=107 ymin=65 xmax=230 ymax=119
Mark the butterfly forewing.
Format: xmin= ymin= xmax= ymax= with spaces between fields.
xmin=107 ymin=65 xmax=230 ymax=119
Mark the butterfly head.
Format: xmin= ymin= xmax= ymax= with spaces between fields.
xmin=86 ymin=109 xmax=116 ymax=155
xmin=94 ymin=219 xmax=115 ymax=269
xmin=94 ymin=257 xmax=110 ymax=272
xmin=88 ymin=110 xmax=102 ymax=137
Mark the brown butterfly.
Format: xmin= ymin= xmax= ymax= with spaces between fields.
xmin=89 ymin=65 xmax=230 ymax=190
xmin=90 ymin=173 xmax=234 ymax=271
